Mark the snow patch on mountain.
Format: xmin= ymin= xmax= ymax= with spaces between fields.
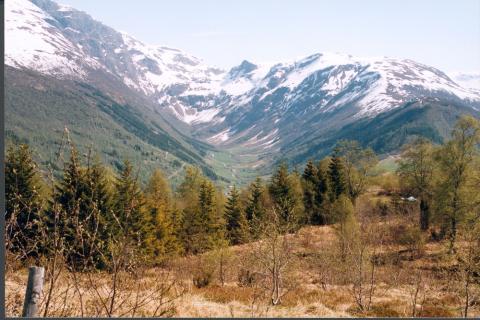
xmin=5 ymin=0 xmax=100 ymax=78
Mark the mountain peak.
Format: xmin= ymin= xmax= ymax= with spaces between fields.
xmin=228 ymin=60 xmax=258 ymax=78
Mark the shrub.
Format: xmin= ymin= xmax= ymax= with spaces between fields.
xmin=193 ymin=270 xmax=213 ymax=288
xmin=396 ymin=225 xmax=425 ymax=258
xmin=237 ymin=268 xmax=260 ymax=287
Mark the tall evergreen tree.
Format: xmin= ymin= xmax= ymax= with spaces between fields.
xmin=79 ymin=157 xmax=114 ymax=269
xmin=302 ymin=160 xmax=318 ymax=224
xmin=5 ymin=144 xmax=44 ymax=257
xmin=198 ymin=179 xmax=225 ymax=251
xmin=314 ymin=160 xmax=331 ymax=224
xmin=225 ymin=186 xmax=249 ymax=245
xmin=328 ymin=148 xmax=346 ymax=200
xmin=269 ymin=162 xmax=303 ymax=228
xmin=245 ymin=177 xmax=266 ymax=223
xmin=245 ymin=177 xmax=267 ymax=238
xmin=145 ymin=169 xmax=182 ymax=264
xmin=50 ymin=145 xmax=84 ymax=266
xmin=113 ymin=160 xmax=151 ymax=256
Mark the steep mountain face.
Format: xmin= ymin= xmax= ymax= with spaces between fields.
xmin=6 ymin=0 xmax=480 ymax=183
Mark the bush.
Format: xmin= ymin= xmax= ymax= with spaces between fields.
xmin=375 ymin=199 xmax=391 ymax=216
xmin=237 ymin=268 xmax=260 ymax=287
xmin=396 ymin=225 xmax=425 ymax=257
xmin=193 ymin=270 xmax=213 ymax=288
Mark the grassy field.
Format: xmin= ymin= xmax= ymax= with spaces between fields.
xmin=6 ymin=186 xmax=480 ymax=318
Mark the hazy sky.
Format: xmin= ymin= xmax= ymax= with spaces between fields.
xmin=59 ymin=0 xmax=480 ymax=73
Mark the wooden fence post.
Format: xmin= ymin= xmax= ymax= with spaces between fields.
xmin=22 ymin=266 xmax=45 ymax=317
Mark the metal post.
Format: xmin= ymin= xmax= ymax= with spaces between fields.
xmin=22 ymin=266 xmax=45 ymax=317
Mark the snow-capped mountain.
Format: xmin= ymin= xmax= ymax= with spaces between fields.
xmin=449 ymin=72 xmax=480 ymax=92
xmin=6 ymin=0 xmax=480 ymax=178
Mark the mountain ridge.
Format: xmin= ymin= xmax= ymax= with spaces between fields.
xmin=6 ymin=0 xmax=480 ymax=185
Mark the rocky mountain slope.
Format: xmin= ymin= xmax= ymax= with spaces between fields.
xmin=6 ymin=0 xmax=480 ymax=184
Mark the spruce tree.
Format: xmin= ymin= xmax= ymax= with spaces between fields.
xmin=5 ymin=144 xmax=43 ymax=258
xmin=314 ymin=161 xmax=331 ymax=224
xmin=302 ymin=160 xmax=318 ymax=224
xmin=245 ymin=177 xmax=266 ymax=238
xmin=79 ymin=157 xmax=114 ymax=269
xmin=225 ymin=186 xmax=249 ymax=245
xmin=269 ymin=162 xmax=303 ymax=229
xmin=50 ymin=145 xmax=84 ymax=267
xmin=113 ymin=160 xmax=151 ymax=257
xmin=198 ymin=179 xmax=225 ymax=251
xmin=328 ymin=148 xmax=346 ymax=200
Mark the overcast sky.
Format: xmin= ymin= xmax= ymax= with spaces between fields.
xmin=59 ymin=0 xmax=480 ymax=73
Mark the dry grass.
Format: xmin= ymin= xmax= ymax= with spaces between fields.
xmin=6 ymin=190 xmax=480 ymax=317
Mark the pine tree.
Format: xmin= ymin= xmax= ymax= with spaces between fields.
xmin=178 ymin=166 xmax=205 ymax=254
xmin=302 ymin=160 xmax=318 ymax=224
xmin=225 ymin=186 xmax=249 ymax=245
xmin=269 ymin=162 xmax=303 ymax=229
xmin=245 ymin=177 xmax=266 ymax=221
xmin=5 ymin=144 xmax=44 ymax=258
xmin=50 ymin=145 xmax=84 ymax=267
xmin=198 ymin=179 xmax=225 ymax=251
xmin=113 ymin=160 xmax=151 ymax=257
xmin=314 ymin=161 xmax=331 ymax=224
xmin=328 ymin=148 xmax=346 ymax=200
xmin=245 ymin=177 xmax=266 ymax=238
xmin=79 ymin=157 xmax=114 ymax=269
xmin=145 ymin=169 xmax=182 ymax=264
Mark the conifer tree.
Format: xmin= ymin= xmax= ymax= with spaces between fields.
xmin=245 ymin=177 xmax=266 ymax=223
xmin=178 ymin=166 xmax=204 ymax=254
xmin=225 ymin=186 xmax=249 ymax=245
xmin=113 ymin=160 xmax=151 ymax=257
xmin=245 ymin=177 xmax=267 ymax=238
xmin=302 ymin=160 xmax=318 ymax=224
xmin=79 ymin=156 xmax=114 ymax=268
xmin=5 ymin=144 xmax=44 ymax=257
xmin=328 ymin=148 xmax=346 ymax=200
xmin=269 ymin=162 xmax=303 ymax=229
xmin=50 ymin=145 xmax=84 ymax=266
xmin=314 ymin=160 xmax=331 ymax=224
xmin=145 ymin=169 xmax=182 ymax=263
xmin=198 ymin=179 xmax=225 ymax=251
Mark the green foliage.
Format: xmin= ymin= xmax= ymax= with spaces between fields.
xmin=5 ymin=144 xmax=44 ymax=259
xmin=433 ymin=115 xmax=480 ymax=252
xmin=245 ymin=177 xmax=267 ymax=235
xmin=269 ymin=162 xmax=304 ymax=229
xmin=333 ymin=195 xmax=358 ymax=261
xmin=335 ymin=140 xmax=378 ymax=203
xmin=225 ymin=186 xmax=249 ymax=245
xmin=112 ymin=160 xmax=151 ymax=259
xmin=179 ymin=167 xmax=226 ymax=254
xmin=397 ymin=137 xmax=435 ymax=230
xmin=145 ymin=169 xmax=183 ymax=264
xmin=302 ymin=160 xmax=318 ymax=224
xmin=328 ymin=148 xmax=346 ymax=200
